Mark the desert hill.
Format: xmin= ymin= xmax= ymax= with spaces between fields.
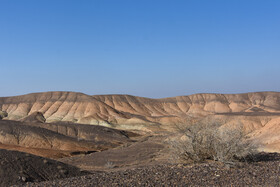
xmin=0 ymin=91 xmax=280 ymax=151
xmin=1 ymin=91 xmax=280 ymax=127
xmin=0 ymin=120 xmax=134 ymax=158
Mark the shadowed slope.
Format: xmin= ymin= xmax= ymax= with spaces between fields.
xmin=20 ymin=111 xmax=46 ymax=123
xmin=0 ymin=149 xmax=89 ymax=186
xmin=0 ymin=120 xmax=134 ymax=158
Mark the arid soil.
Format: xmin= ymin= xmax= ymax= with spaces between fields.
xmin=0 ymin=149 xmax=88 ymax=187
xmin=2 ymin=130 xmax=279 ymax=186
xmin=59 ymin=135 xmax=166 ymax=171
xmin=21 ymin=153 xmax=280 ymax=186
xmin=18 ymin=134 xmax=280 ymax=186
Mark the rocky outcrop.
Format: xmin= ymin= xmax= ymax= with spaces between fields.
xmin=0 ymin=111 xmax=8 ymax=119
xmin=20 ymin=111 xmax=46 ymax=123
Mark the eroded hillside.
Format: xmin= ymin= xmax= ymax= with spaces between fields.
xmin=0 ymin=91 xmax=280 ymax=151
xmin=1 ymin=91 xmax=280 ymax=127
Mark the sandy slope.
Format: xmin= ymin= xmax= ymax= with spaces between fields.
xmin=0 ymin=120 xmax=134 ymax=158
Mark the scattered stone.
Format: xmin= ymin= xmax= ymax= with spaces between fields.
xmin=0 ymin=149 xmax=89 ymax=186
xmin=25 ymin=153 xmax=280 ymax=187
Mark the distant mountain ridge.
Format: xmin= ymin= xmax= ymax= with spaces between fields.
xmin=0 ymin=91 xmax=280 ymax=128
xmin=1 ymin=91 xmax=280 ymax=152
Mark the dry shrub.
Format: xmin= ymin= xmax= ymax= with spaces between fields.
xmin=104 ymin=161 xmax=115 ymax=169
xmin=169 ymin=119 xmax=258 ymax=164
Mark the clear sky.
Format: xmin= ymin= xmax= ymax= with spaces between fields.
xmin=0 ymin=0 xmax=279 ymax=98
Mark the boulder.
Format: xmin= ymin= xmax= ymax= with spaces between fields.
xmin=20 ymin=112 xmax=46 ymax=123
xmin=0 ymin=111 xmax=8 ymax=120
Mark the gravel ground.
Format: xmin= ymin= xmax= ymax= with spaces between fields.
xmin=0 ymin=149 xmax=88 ymax=187
xmin=22 ymin=153 xmax=280 ymax=187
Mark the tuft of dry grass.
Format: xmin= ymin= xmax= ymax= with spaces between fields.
xmin=104 ymin=161 xmax=115 ymax=169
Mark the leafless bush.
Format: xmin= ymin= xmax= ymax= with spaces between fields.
xmin=169 ymin=119 xmax=258 ymax=164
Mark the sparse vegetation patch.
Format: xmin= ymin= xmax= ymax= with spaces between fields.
xmin=169 ymin=119 xmax=258 ymax=165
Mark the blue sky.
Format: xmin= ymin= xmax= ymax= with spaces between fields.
xmin=0 ymin=0 xmax=279 ymax=98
